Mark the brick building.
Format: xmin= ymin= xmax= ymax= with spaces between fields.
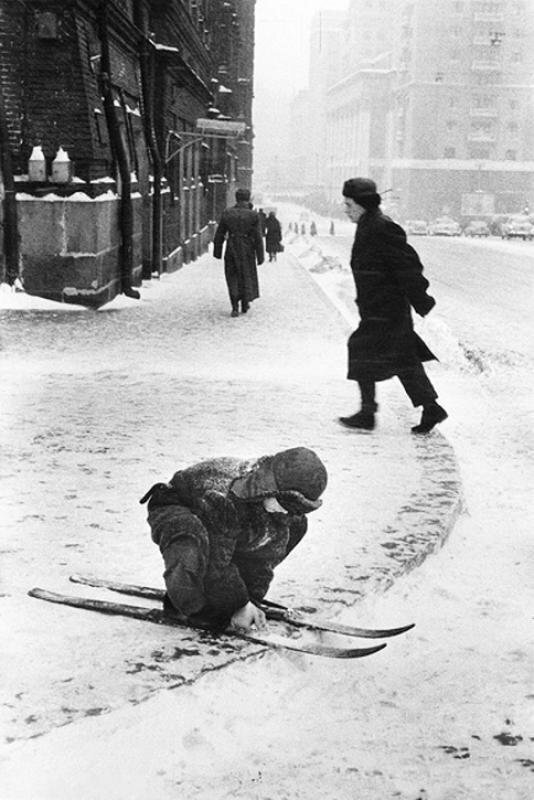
xmin=0 ymin=0 xmax=257 ymax=307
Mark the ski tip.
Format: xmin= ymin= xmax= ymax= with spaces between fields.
xmin=28 ymin=587 xmax=48 ymax=599
xmin=346 ymin=641 xmax=387 ymax=659
xmin=70 ymin=574 xmax=91 ymax=584
xmin=383 ymin=622 xmax=416 ymax=637
xmin=367 ymin=642 xmax=387 ymax=655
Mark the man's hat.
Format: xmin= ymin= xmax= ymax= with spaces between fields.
xmin=230 ymin=447 xmax=328 ymax=514
xmin=342 ymin=177 xmax=381 ymax=207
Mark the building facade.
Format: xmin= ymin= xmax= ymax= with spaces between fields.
xmin=390 ymin=0 xmax=534 ymax=219
xmin=0 ymin=0 xmax=257 ymax=307
xmin=292 ymin=0 xmax=534 ymax=221
xmin=286 ymin=11 xmax=345 ymax=192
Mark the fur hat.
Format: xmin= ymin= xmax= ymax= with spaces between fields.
xmin=231 ymin=447 xmax=327 ymax=513
xmin=342 ymin=177 xmax=381 ymax=208
xmin=235 ymin=188 xmax=251 ymax=202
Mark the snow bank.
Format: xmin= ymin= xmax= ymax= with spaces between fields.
xmin=0 ymin=282 xmax=87 ymax=312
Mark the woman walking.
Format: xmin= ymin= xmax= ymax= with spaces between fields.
xmin=265 ymin=211 xmax=283 ymax=262
xmin=338 ymin=177 xmax=448 ymax=434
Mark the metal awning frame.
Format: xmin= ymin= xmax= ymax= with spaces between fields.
xmin=165 ymin=130 xmax=243 ymax=164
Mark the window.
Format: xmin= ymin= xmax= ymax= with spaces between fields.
xmin=446 ymin=120 xmax=457 ymax=130
xmin=472 ymin=94 xmax=496 ymax=107
xmin=511 ymin=52 xmax=523 ymax=63
xmin=475 ymin=74 xmax=497 ymax=84
xmin=507 ymin=121 xmax=519 ymax=132
xmin=444 ymin=147 xmax=456 ymax=158
xmin=94 ymin=110 xmax=107 ymax=146
xmin=505 ymin=149 xmax=517 ymax=160
xmin=469 ymin=148 xmax=490 ymax=158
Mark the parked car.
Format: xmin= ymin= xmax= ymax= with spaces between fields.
xmin=464 ymin=220 xmax=490 ymax=238
xmin=429 ymin=217 xmax=461 ymax=236
xmin=405 ymin=219 xmax=429 ymax=235
xmin=501 ymin=217 xmax=533 ymax=241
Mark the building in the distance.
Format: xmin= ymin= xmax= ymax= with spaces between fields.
xmin=389 ymin=0 xmax=534 ymax=220
xmin=291 ymin=0 xmax=534 ymax=221
xmin=324 ymin=0 xmax=396 ymax=205
xmin=286 ymin=10 xmax=345 ymax=193
xmin=0 ymin=0 xmax=257 ymax=307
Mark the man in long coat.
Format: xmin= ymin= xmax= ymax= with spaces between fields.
xmin=213 ymin=188 xmax=264 ymax=316
xmin=339 ymin=177 xmax=448 ymax=434
xmin=140 ymin=447 xmax=328 ymax=632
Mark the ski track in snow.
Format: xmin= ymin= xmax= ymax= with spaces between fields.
xmin=0 ymin=202 xmax=532 ymax=799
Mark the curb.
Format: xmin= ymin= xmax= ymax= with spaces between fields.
xmin=286 ymin=242 xmax=465 ymax=600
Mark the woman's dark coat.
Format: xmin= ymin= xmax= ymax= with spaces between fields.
xmin=213 ymin=202 xmax=264 ymax=303
xmin=265 ymin=215 xmax=282 ymax=254
xmin=348 ymin=209 xmax=437 ymax=381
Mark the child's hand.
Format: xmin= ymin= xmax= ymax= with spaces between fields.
xmin=229 ymin=601 xmax=267 ymax=632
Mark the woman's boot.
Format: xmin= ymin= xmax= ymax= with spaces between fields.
xmin=411 ymin=402 xmax=448 ymax=434
xmin=338 ymin=402 xmax=378 ymax=430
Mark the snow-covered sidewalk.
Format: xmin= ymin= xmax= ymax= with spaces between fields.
xmin=3 ymin=219 xmax=530 ymax=799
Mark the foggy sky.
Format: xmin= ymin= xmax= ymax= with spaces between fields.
xmin=254 ymin=0 xmax=348 ymax=95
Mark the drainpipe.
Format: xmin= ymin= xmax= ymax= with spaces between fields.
xmin=0 ymin=82 xmax=20 ymax=285
xmin=97 ymin=3 xmax=140 ymax=299
xmin=138 ymin=37 xmax=163 ymax=278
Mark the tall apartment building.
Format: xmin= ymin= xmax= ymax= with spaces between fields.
xmin=391 ymin=0 xmax=534 ymax=218
xmin=324 ymin=0 xmax=396 ymax=201
xmin=316 ymin=0 xmax=534 ymax=219
xmin=286 ymin=10 xmax=345 ymax=191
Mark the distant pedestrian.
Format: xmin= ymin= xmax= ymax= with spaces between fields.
xmin=288 ymin=222 xmax=293 ymax=233
xmin=329 ymin=220 xmax=336 ymax=236
xmin=294 ymin=221 xmax=299 ymax=232
xmin=310 ymin=221 xmax=318 ymax=236
xmin=300 ymin=223 xmax=306 ymax=235
xmin=213 ymin=188 xmax=264 ymax=317
xmin=140 ymin=447 xmax=328 ymax=632
xmin=258 ymin=208 xmax=267 ymax=236
xmin=265 ymin=211 xmax=283 ymax=262
xmin=338 ymin=177 xmax=448 ymax=434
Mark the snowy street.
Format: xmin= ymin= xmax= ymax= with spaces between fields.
xmin=0 ymin=212 xmax=533 ymax=799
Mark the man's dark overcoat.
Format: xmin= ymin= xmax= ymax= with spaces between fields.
xmin=213 ymin=201 xmax=264 ymax=304
xmin=347 ymin=209 xmax=437 ymax=382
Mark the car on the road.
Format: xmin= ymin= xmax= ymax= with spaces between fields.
xmin=405 ymin=219 xmax=429 ymax=235
xmin=501 ymin=217 xmax=533 ymax=241
xmin=428 ymin=217 xmax=461 ymax=236
xmin=464 ymin=220 xmax=490 ymax=238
